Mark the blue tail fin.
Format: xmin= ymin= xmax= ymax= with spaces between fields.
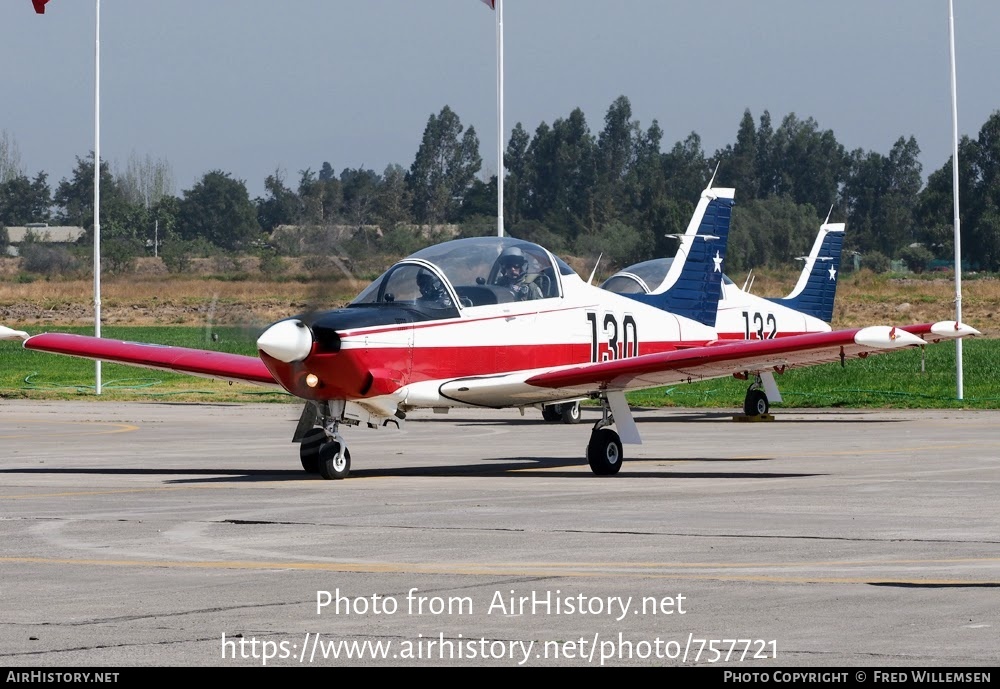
xmin=766 ymin=222 xmax=845 ymax=323
xmin=626 ymin=187 xmax=735 ymax=327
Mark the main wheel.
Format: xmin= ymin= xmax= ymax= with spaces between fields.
xmin=744 ymin=388 xmax=769 ymax=416
xmin=299 ymin=428 xmax=326 ymax=473
xmin=587 ymin=428 xmax=623 ymax=475
xmin=541 ymin=405 xmax=562 ymax=423
xmin=317 ymin=441 xmax=351 ymax=480
xmin=561 ymin=401 xmax=582 ymax=424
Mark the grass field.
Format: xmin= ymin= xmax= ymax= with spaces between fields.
xmin=1 ymin=325 xmax=996 ymax=409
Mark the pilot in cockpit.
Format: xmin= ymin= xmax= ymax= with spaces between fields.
xmin=494 ymin=246 xmax=543 ymax=301
xmin=416 ymin=269 xmax=453 ymax=309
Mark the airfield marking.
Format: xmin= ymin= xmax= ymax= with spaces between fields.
xmin=0 ymin=419 xmax=139 ymax=439
xmin=0 ymin=555 xmax=997 ymax=586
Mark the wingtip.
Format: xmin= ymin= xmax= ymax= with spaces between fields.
xmin=0 ymin=325 xmax=30 ymax=341
xmin=930 ymin=321 xmax=981 ymax=339
xmin=855 ymin=326 xmax=925 ymax=349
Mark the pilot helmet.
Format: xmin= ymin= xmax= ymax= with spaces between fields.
xmin=417 ymin=269 xmax=443 ymax=299
xmin=498 ymin=246 xmax=528 ymax=273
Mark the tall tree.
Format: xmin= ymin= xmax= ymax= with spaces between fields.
xmin=374 ymin=163 xmax=411 ymax=228
xmin=116 ymin=152 xmax=175 ymax=209
xmin=842 ymin=137 xmax=922 ymax=258
xmin=662 ymin=132 xmax=710 ymax=203
xmin=595 ymin=96 xmax=639 ymax=226
xmin=407 ymin=106 xmax=482 ymax=225
xmin=503 ymin=122 xmax=531 ymax=227
xmin=0 ymin=130 xmax=25 ymax=183
xmin=256 ymin=168 xmax=301 ymax=233
xmin=767 ymin=113 xmax=848 ymax=211
xmin=176 ymin=171 xmax=260 ymax=250
xmin=299 ymin=167 xmax=342 ymax=226
xmin=340 ymin=167 xmax=380 ymax=237
xmin=715 ymin=109 xmax=760 ymax=199
xmin=54 ymin=153 xmax=130 ymax=240
xmin=0 ymin=172 xmax=51 ymax=226
xmin=913 ymin=141 xmax=975 ymax=260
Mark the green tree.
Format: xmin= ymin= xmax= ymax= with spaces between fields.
xmin=842 ymin=137 xmax=922 ymax=258
xmin=176 ymin=171 xmax=261 ymax=251
xmin=767 ymin=113 xmax=848 ymax=211
xmin=594 ymin=96 xmax=639 ymax=225
xmin=715 ymin=109 xmax=760 ymax=200
xmin=53 ymin=154 xmax=129 ymax=237
xmin=116 ymin=152 xmax=174 ymax=209
xmin=340 ymin=167 xmax=379 ymax=234
xmin=299 ymin=166 xmax=342 ymax=226
xmin=899 ymin=244 xmax=934 ymax=273
xmin=374 ymin=163 xmax=412 ymax=228
xmin=912 ymin=137 xmax=976 ymax=260
xmin=102 ymin=237 xmax=144 ymax=275
xmin=256 ymin=168 xmax=301 ymax=233
xmin=503 ymin=122 xmax=531 ymax=227
xmin=728 ymin=197 xmax=819 ymax=272
xmin=407 ymin=106 xmax=482 ymax=225
xmin=0 ymin=130 xmax=25 ymax=183
xmin=965 ymin=111 xmax=1000 ymax=269
xmin=524 ymin=108 xmax=597 ymax=240
xmin=0 ymin=172 xmax=51 ymax=226
xmin=662 ymin=132 xmax=709 ymax=203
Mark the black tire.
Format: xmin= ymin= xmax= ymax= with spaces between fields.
xmin=744 ymin=388 xmax=769 ymax=416
xmin=299 ymin=428 xmax=326 ymax=473
xmin=541 ymin=405 xmax=562 ymax=423
xmin=561 ymin=401 xmax=582 ymax=424
xmin=587 ymin=428 xmax=623 ymax=475
xmin=317 ymin=441 xmax=351 ymax=480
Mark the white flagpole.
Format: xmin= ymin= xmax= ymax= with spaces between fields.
xmin=94 ymin=0 xmax=102 ymax=394
xmin=496 ymin=0 xmax=505 ymax=237
xmin=948 ymin=0 xmax=963 ymax=399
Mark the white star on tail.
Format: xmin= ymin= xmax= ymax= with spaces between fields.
xmin=828 ymin=266 xmax=837 ymax=281
xmin=713 ymin=251 xmax=723 ymax=272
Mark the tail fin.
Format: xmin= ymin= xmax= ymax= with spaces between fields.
xmin=627 ymin=186 xmax=735 ymax=327
xmin=767 ymin=221 xmax=845 ymax=323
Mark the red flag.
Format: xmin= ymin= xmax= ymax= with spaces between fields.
xmin=33 ymin=0 xmax=50 ymax=13
xmin=480 ymin=0 xmax=496 ymax=9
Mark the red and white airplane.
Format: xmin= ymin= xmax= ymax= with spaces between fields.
xmin=0 ymin=187 xmax=978 ymax=480
xmin=601 ymin=198 xmax=847 ymax=414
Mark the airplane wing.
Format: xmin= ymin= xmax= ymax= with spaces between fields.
xmin=524 ymin=321 xmax=978 ymax=399
xmin=15 ymin=332 xmax=280 ymax=388
xmin=433 ymin=321 xmax=978 ymax=408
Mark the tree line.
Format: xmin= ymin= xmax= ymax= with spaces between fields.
xmin=2 ymin=97 xmax=999 ymax=275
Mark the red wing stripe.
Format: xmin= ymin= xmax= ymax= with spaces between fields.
xmin=526 ymin=324 xmax=937 ymax=390
xmin=24 ymin=333 xmax=278 ymax=387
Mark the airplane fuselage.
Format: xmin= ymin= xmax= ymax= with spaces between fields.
xmin=258 ymin=271 xmax=716 ymax=409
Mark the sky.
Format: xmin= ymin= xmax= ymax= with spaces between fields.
xmin=3 ymin=1 xmax=1000 ymax=201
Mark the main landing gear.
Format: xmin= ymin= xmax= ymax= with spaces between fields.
xmin=742 ymin=375 xmax=770 ymax=417
xmin=542 ymin=401 xmax=582 ymax=424
xmin=586 ymin=397 xmax=623 ymax=475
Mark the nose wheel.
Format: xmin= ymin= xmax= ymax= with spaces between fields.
xmin=318 ymin=440 xmax=351 ymax=480
xmin=299 ymin=428 xmax=326 ymax=473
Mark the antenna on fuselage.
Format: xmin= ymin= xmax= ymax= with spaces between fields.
xmin=587 ymin=253 xmax=603 ymax=285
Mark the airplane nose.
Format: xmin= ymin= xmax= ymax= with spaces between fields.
xmin=257 ymin=319 xmax=314 ymax=363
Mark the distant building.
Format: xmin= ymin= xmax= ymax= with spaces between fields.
xmin=4 ymin=224 xmax=86 ymax=257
